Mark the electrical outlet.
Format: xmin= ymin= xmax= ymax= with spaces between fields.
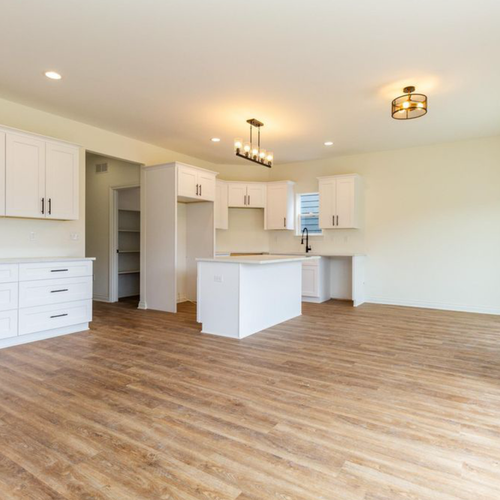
xmin=214 ymin=275 xmax=223 ymax=283
xmin=70 ymin=233 xmax=79 ymax=241
xmin=29 ymin=232 xmax=36 ymax=241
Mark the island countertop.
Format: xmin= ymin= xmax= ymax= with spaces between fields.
xmin=0 ymin=257 xmax=96 ymax=264
xmin=196 ymin=255 xmax=320 ymax=265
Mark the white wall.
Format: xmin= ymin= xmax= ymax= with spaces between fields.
xmin=177 ymin=203 xmax=187 ymax=302
xmin=268 ymin=136 xmax=500 ymax=314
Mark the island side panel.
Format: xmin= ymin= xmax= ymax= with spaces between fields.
xmin=239 ymin=261 xmax=302 ymax=338
xmin=197 ymin=261 xmax=241 ymax=338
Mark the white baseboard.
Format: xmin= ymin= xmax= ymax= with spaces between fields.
xmin=93 ymin=294 xmax=111 ymax=303
xmin=0 ymin=323 xmax=90 ymax=350
xmin=366 ymin=296 xmax=500 ymax=316
xmin=138 ymin=300 xmax=147 ymax=310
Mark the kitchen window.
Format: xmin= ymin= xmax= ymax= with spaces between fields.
xmin=297 ymin=192 xmax=322 ymax=235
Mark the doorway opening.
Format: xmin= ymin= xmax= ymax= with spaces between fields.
xmin=85 ymin=153 xmax=142 ymax=307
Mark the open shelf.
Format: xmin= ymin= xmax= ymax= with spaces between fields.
xmin=119 ymin=270 xmax=140 ymax=275
xmin=118 ymin=229 xmax=140 ymax=233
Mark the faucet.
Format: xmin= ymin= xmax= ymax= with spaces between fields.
xmin=301 ymin=227 xmax=312 ymax=253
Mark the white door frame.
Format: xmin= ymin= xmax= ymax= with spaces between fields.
xmin=108 ymin=184 xmax=140 ymax=302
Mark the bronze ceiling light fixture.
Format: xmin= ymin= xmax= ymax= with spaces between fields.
xmin=391 ymin=86 xmax=428 ymax=120
xmin=234 ymin=119 xmax=273 ymax=168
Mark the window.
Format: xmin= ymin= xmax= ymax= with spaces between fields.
xmin=297 ymin=192 xmax=322 ymax=235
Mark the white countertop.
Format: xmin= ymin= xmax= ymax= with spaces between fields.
xmin=0 ymin=257 xmax=96 ymax=264
xmin=271 ymin=252 xmax=366 ymax=257
xmin=197 ymin=255 xmax=320 ymax=265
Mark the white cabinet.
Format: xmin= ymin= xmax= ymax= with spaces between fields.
xmin=0 ymin=132 xmax=5 ymax=216
xmin=215 ymin=180 xmax=228 ymax=230
xmin=5 ymin=132 xmax=46 ymax=218
xmin=318 ymin=174 xmax=360 ymax=229
xmin=227 ymin=182 xmax=266 ymax=208
xmin=1 ymin=126 xmax=80 ymax=221
xmin=46 ymin=142 xmax=79 ymax=220
xmin=301 ymin=257 xmax=330 ymax=303
xmin=266 ymin=181 xmax=295 ymax=230
xmin=177 ymin=164 xmax=216 ymax=202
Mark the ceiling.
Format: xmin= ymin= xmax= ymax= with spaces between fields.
xmin=1 ymin=0 xmax=499 ymax=165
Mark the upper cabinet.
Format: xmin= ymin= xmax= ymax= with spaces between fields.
xmin=215 ymin=180 xmax=228 ymax=230
xmin=318 ymin=174 xmax=360 ymax=229
xmin=266 ymin=181 xmax=295 ymax=230
xmin=0 ymin=127 xmax=80 ymax=221
xmin=178 ymin=164 xmax=216 ymax=202
xmin=227 ymin=182 xmax=266 ymax=208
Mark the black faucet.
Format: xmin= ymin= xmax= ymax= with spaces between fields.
xmin=301 ymin=227 xmax=312 ymax=253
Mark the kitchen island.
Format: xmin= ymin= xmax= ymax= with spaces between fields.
xmin=196 ymin=255 xmax=319 ymax=339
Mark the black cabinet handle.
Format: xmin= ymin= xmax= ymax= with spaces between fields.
xmin=332 ymin=215 xmax=334 ymax=226
xmin=41 ymin=198 xmax=45 ymax=214
xmin=248 ymin=195 xmax=250 ymax=205
xmin=244 ymin=195 xmax=247 ymax=205
xmin=48 ymin=198 xmax=52 ymax=215
xmin=284 ymin=217 xmax=286 ymax=228
xmin=336 ymin=215 xmax=339 ymax=226
xmin=50 ymin=289 xmax=68 ymax=293
xmin=51 ymin=269 xmax=68 ymax=273
xmin=50 ymin=313 xmax=68 ymax=319
xmin=196 ymin=184 xmax=199 ymax=196
xmin=200 ymin=184 xmax=202 ymax=196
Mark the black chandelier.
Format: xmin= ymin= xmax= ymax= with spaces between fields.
xmin=234 ymin=119 xmax=273 ymax=168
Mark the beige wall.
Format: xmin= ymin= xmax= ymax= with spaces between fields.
xmin=268 ymin=136 xmax=500 ymax=314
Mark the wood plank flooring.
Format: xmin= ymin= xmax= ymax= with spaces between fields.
xmin=0 ymin=299 xmax=500 ymax=499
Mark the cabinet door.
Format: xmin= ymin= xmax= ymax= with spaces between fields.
xmin=302 ymin=264 xmax=319 ymax=297
xmin=0 ymin=131 xmax=5 ymax=216
xmin=246 ymin=184 xmax=266 ymax=208
xmin=46 ymin=143 xmax=79 ymax=220
xmin=227 ymin=183 xmax=247 ymax=207
xmin=266 ymin=183 xmax=288 ymax=229
xmin=215 ymin=181 xmax=228 ymax=230
xmin=197 ymin=171 xmax=216 ymax=201
xmin=318 ymin=178 xmax=335 ymax=229
xmin=5 ymin=133 xmax=46 ymax=218
xmin=177 ymin=165 xmax=199 ymax=199
xmin=335 ymin=177 xmax=355 ymax=228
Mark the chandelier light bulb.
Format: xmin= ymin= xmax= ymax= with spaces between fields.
xmin=234 ymin=118 xmax=274 ymax=168
xmin=243 ymin=142 xmax=251 ymax=153
xmin=234 ymin=138 xmax=243 ymax=150
xmin=259 ymin=149 xmax=267 ymax=159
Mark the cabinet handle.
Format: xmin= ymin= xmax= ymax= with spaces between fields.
xmin=332 ymin=215 xmax=334 ymax=226
xmin=48 ymin=198 xmax=52 ymax=215
xmin=51 ymin=269 xmax=69 ymax=273
xmin=244 ymin=195 xmax=247 ymax=205
xmin=50 ymin=313 xmax=68 ymax=319
xmin=284 ymin=217 xmax=286 ymax=228
xmin=41 ymin=198 xmax=45 ymax=214
xmin=50 ymin=289 xmax=68 ymax=293
xmin=248 ymin=195 xmax=250 ymax=205
xmin=336 ymin=215 xmax=339 ymax=226
xmin=200 ymin=184 xmax=202 ymax=196
xmin=196 ymin=184 xmax=199 ymax=196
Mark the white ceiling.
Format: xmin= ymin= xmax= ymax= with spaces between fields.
xmin=1 ymin=0 xmax=499 ymax=165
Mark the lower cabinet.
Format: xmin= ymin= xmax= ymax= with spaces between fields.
xmin=301 ymin=257 xmax=330 ymax=303
xmin=0 ymin=259 xmax=94 ymax=348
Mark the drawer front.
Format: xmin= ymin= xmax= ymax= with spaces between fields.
xmin=0 ymin=310 xmax=18 ymax=340
xmin=19 ymin=300 xmax=92 ymax=336
xmin=19 ymin=277 xmax=92 ymax=308
xmin=19 ymin=261 xmax=92 ymax=281
xmin=0 ymin=264 xmax=19 ymax=283
xmin=0 ymin=282 xmax=18 ymax=312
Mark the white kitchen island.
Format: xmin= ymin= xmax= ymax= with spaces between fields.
xmin=197 ymin=255 xmax=319 ymax=339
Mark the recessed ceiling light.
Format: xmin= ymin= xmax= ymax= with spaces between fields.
xmin=211 ymin=137 xmax=221 ymax=142
xmin=45 ymin=71 xmax=62 ymax=80
xmin=324 ymin=141 xmax=333 ymax=146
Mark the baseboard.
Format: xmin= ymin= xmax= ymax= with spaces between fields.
xmin=366 ymin=296 xmax=500 ymax=316
xmin=138 ymin=300 xmax=147 ymax=310
xmin=93 ymin=294 xmax=111 ymax=303
xmin=0 ymin=323 xmax=90 ymax=350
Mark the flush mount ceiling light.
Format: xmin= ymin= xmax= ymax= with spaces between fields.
xmin=211 ymin=137 xmax=221 ymax=142
xmin=392 ymin=86 xmax=427 ymax=120
xmin=44 ymin=71 xmax=62 ymax=80
xmin=234 ymin=119 xmax=273 ymax=168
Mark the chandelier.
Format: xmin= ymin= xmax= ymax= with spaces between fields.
xmin=391 ymin=86 xmax=428 ymax=120
xmin=234 ymin=119 xmax=274 ymax=168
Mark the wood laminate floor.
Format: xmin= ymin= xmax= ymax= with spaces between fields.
xmin=1 ymin=300 xmax=500 ymax=500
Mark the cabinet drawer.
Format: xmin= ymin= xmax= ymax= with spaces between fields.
xmin=19 ymin=261 xmax=92 ymax=281
xmin=0 ymin=264 xmax=19 ymax=283
xmin=19 ymin=300 xmax=92 ymax=336
xmin=19 ymin=276 xmax=92 ymax=308
xmin=0 ymin=282 xmax=18 ymax=311
xmin=0 ymin=310 xmax=18 ymax=340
